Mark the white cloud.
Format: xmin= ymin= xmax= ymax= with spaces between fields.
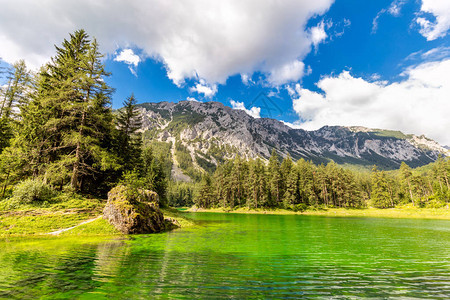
xmin=291 ymin=59 xmax=450 ymax=145
xmin=240 ymin=73 xmax=254 ymax=85
xmin=268 ymin=60 xmax=305 ymax=86
xmin=309 ymin=20 xmax=328 ymax=49
xmin=372 ymin=0 xmax=406 ymax=33
xmin=0 ymin=0 xmax=334 ymax=86
xmin=230 ymin=100 xmax=261 ymax=118
xmin=334 ymin=18 xmax=351 ymax=37
xmin=281 ymin=120 xmax=303 ymax=129
xmin=405 ymin=46 xmax=450 ymax=63
xmin=189 ymin=80 xmax=218 ymax=98
xmin=114 ymin=49 xmax=140 ymax=76
xmin=186 ymin=97 xmax=200 ymax=102
xmin=416 ymin=0 xmax=450 ymax=40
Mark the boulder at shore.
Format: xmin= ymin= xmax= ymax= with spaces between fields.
xmin=103 ymin=185 xmax=171 ymax=234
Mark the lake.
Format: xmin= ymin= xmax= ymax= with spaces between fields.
xmin=0 ymin=212 xmax=449 ymax=298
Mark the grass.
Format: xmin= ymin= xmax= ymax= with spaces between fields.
xmin=0 ymin=189 xmax=198 ymax=236
xmin=0 ymin=193 xmax=110 ymax=236
xmin=161 ymin=207 xmax=198 ymax=228
xmin=189 ymin=206 xmax=450 ymax=220
xmin=0 ymin=211 xmax=95 ymax=236
xmin=60 ymin=217 xmax=121 ymax=236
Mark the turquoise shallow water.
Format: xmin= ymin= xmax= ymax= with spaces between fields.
xmin=0 ymin=213 xmax=449 ymax=298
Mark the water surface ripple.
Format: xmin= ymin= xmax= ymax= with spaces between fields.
xmin=0 ymin=213 xmax=449 ymax=298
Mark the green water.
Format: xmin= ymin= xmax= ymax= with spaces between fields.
xmin=1 ymin=213 xmax=449 ymax=299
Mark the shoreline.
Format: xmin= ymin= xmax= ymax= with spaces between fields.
xmin=186 ymin=207 xmax=450 ymax=220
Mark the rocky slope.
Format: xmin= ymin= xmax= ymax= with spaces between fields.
xmin=137 ymin=101 xmax=448 ymax=176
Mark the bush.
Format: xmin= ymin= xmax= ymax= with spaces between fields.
xmin=293 ymin=203 xmax=308 ymax=212
xmin=11 ymin=179 xmax=55 ymax=204
xmin=425 ymin=199 xmax=446 ymax=209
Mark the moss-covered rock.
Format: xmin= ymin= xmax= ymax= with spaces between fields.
xmin=103 ymin=185 xmax=169 ymax=234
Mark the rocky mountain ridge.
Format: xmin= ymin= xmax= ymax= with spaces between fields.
xmin=137 ymin=101 xmax=447 ymax=177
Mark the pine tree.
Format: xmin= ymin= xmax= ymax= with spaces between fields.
xmin=399 ymin=162 xmax=415 ymax=205
xmin=370 ymin=166 xmax=394 ymax=208
xmin=283 ymin=167 xmax=299 ymax=208
xmin=246 ymin=158 xmax=267 ymax=208
xmin=141 ymin=147 xmax=168 ymax=205
xmin=195 ymin=173 xmax=214 ymax=208
xmin=15 ymin=30 xmax=119 ymax=192
xmin=0 ymin=60 xmax=31 ymax=153
xmin=280 ymin=153 xmax=293 ymax=202
xmin=116 ymin=94 xmax=143 ymax=171
xmin=267 ymin=149 xmax=282 ymax=207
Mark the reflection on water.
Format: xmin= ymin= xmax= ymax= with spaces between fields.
xmin=0 ymin=213 xmax=449 ymax=298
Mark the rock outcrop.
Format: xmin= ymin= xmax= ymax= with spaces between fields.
xmin=103 ymin=185 xmax=169 ymax=234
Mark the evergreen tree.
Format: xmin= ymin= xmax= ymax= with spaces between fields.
xmin=27 ymin=30 xmax=119 ymax=192
xmin=283 ymin=167 xmax=299 ymax=208
xmin=116 ymin=94 xmax=142 ymax=171
xmin=230 ymin=155 xmax=246 ymax=207
xmin=246 ymin=158 xmax=268 ymax=208
xmin=141 ymin=147 xmax=168 ymax=205
xmin=399 ymin=162 xmax=415 ymax=205
xmin=195 ymin=173 xmax=214 ymax=208
xmin=267 ymin=149 xmax=282 ymax=207
xmin=0 ymin=60 xmax=31 ymax=153
xmin=371 ymin=166 xmax=394 ymax=208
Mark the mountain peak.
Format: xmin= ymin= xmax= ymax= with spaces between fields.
xmin=137 ymin=101 xmax=447 ymax=177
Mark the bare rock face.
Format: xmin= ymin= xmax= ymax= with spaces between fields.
xmin=103 ymin=185 xmax=166 ymax=234
xmin=137 ymin=101 xmax=447 ymax=171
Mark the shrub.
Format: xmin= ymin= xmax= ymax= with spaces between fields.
xmin=425 ymin=199 xmax=446 ymax=209
xmin=11 ymin=179 xmax=55 ymax=204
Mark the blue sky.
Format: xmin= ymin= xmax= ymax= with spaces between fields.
xmin=1 ymin=0 xmax=449 ymax=144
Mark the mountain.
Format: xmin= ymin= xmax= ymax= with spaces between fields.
xmin=137 ymin=101 xmax=448 ymax=178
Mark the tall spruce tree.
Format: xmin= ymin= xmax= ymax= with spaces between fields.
xmin=0 ymin=60 xmax=31 ymax=153
xmin=16 ymin=30 xmax=119 ymax=192
xmin=117 ymin=94 xmax=142 ymax=171
xmin=268 ymin=149 xmax=282 ymax=207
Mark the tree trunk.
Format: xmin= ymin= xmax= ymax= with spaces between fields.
xmin=71 ymin=111 xmax=86 ymax=191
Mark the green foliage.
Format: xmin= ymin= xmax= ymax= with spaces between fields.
xmin=60 ymin=217 xmax=121 ymax=235
xmin=195 ymin=155 xmax=216 ymax=174
xmin=166 ymin=111 xmax=205 ymax=135
xmin=167 ymin=181 xmax=196 ymax=207
xmin=194 ymin=174 xmax=214 ymax=208
xmin=116 ymin=94 xmax=143 ymax=172
xmin=11 ymin=179 xmax=55 ymax=205
xmin=191 ymin=151 xmax=450 ymax=211
xmin=370 ymin=167 xmax=394 ymax=208
xmin=175 ymin=141 xmax=202 ymax=181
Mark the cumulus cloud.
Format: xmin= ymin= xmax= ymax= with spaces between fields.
xmin=290 ymin=59 xmax=450 ymax=145
xmin=230 ymin=100 xmax=261 ymax=118
xmin=189 ymin=80 xmax=218 ymax=98
xmin=268 ymin=60 xmax=305 ymax=86
xmin=416 ymin=0 xmax=450 ymax=40
xmin=309 ymin=20 xmax=328 ymax=49
xmin=0 ymin=0 xmax=334 ymax=86
xmin=114 ymin=49 xmax=140 ymax=76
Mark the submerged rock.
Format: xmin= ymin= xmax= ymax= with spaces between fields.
xmin=103 ymin=185 xmax=171 ymax=234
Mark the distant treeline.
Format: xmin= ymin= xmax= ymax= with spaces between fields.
xmin=174 ymin=150 xmax=449 ymax=210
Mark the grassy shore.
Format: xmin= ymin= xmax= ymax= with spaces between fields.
xmin=187 ymin=206 xmax=450 ymax=220
xmin=0 ymin=196 xmax=196 ymax=237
